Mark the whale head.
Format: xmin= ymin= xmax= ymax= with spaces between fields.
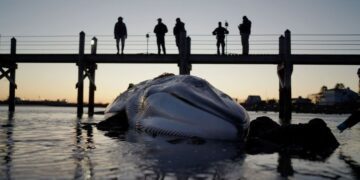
xmin=104 ymin=74 xmax=250 ymax=141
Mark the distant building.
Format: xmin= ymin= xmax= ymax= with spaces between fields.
xmin=292 ymin=96 xmax=313 ymax=112
xmin=308 ymin=84 xmax=359 ymax=106
xmin=245 ymin=95 xmax=262 ymax=106
xmin=308 ymin=94 xmax=320 ymax=104
xmin=292 ymin=96 xmax=312 ymax=105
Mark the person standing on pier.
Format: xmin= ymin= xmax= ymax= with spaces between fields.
xmin=114 ymin=17 xmax=127 ymax=55
xmin=238 ymin=16 xmax=251 ymax=55
xmin=212 ymin=22 xmax=229 ymax=55
xmin=154 ymin=18 xmax=168 ymax=55
xmin=173 ymin=18 xmax=186 ymax=53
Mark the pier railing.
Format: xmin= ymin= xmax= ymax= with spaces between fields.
xmin=2 ymin=33 xmax=360 ymax=55
xmin=1 ymin=30 xmax=360 ymax=124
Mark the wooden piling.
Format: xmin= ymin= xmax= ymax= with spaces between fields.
xmin=77 ymin=32 xmax=85 ymax=118
xmin=278 ymin=35 xmax=285 ymax=120
xmin=88 ymin=37 xmax=98 ymax=117
xmin=357 ymin=68 xmax=360 ymax=94
xmin=179 ymin=32 xmax=191 ymax=75
xmin=9 ymin=64 xmax=17 ymax=112
xmin=284 ymin=30 xmax=293 ymax=123
xmin=11 ymin=37 xmax=16 ymax=55
xmin=179 ymin=31 xmax=187 ymax=75
xmin=88 ymin=64 xmax=97 ymax=117
xmin=9 ymin=38 xmax=17 ymax=112
xmin=91 ymin=37 xmax=97 ymax=55
xmin=186 ymin=36 xmax=192 ymax=73
xmin=277 ymin=30 xmax=293 ymax=124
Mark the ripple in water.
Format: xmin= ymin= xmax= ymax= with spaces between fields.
xmin=0 ymin=106 xmax=359 ymax=179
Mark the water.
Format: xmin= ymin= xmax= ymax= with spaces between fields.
xmin=0 ymin=106 xmax=359 ymax=179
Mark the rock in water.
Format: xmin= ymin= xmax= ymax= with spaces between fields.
xmin=247 ymin=116 xmax=339 ymax=160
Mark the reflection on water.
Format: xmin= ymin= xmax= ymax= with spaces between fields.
xmin=2 ymin=112 xmax=14 ymax=180
xmin=73 ymin=117 xmax=95 ymax=179
xmin=0 ymin=106 xmax=359 ymax=179
xmin=123 ymin=130 xmax=246 ymax=179
xmin=277 ymin=153 xmax=294 ymax=178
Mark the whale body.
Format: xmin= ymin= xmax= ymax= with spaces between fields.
xmin=102 ymin=73 xmax=250 ymax=141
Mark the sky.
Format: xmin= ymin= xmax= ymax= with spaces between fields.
xmin=0 ymin=0 xmax=360 ymax=103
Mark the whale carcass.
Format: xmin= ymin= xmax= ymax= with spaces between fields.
xmin=98 ymin=73 xmax=250 ymax=141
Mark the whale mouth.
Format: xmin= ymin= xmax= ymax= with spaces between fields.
xmin=137 ymin=91 xmax=248 ymax=141
xmin=169 ymin=92 xmax=243 ymax=129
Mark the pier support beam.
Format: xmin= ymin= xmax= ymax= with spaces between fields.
xmin=76 ymin=33 xmax=98 ymax=117
xmin=87 ymin=63 xmax=97 ymax=117
xmin=76 ymin=31 xmax=85 ymax=118
xmin=0 ymin=63 xmax=17 ymax=113
xmin=0 ymin=38 xmax=18 ymax=112
xmin=277 ymin=30 xmax=293 ymax=125
xmin=8 ymin=64 xmax=17 ymax=112
xmin=179 ymin=31 xmax=191 ymax=75
xmin=357 ymin=68 xmax=360 ymax=94
xmin=9 ymin=38 xmax=18 ymax=112
xmin=88 ymin=37 xmax=98 ymax=117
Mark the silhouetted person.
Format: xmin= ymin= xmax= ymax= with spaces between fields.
xmin=238 ymin=16 xmax=251 ymax=55
xmin=154 ymin=18 xmax=168 ymax=55
xmin=212 ymin=22 xmax=229 ymax=55
xmin=114 ymin=17 xmax=127 ymax=55
xmin=173 ymin=18 xmax=186 ymax=53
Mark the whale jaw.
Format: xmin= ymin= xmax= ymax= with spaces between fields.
xmin=134 ymin=92 xmax=243 ymax=141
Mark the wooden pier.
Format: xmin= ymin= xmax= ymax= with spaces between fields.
xmin=1 ymin=30 xmax=360 ymax=123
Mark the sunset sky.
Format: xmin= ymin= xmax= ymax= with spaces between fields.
xmin=1 ymin=0 xmax=360 ymax=103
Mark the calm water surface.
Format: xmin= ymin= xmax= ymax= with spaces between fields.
xmin=0 ymin=106 xmax=359 ymax=179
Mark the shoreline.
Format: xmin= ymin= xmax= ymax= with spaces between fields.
xmin=0 ymin=103 xmax=354 ymax=115
xmin=0 ymin=103 xmax=108 ymax=108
